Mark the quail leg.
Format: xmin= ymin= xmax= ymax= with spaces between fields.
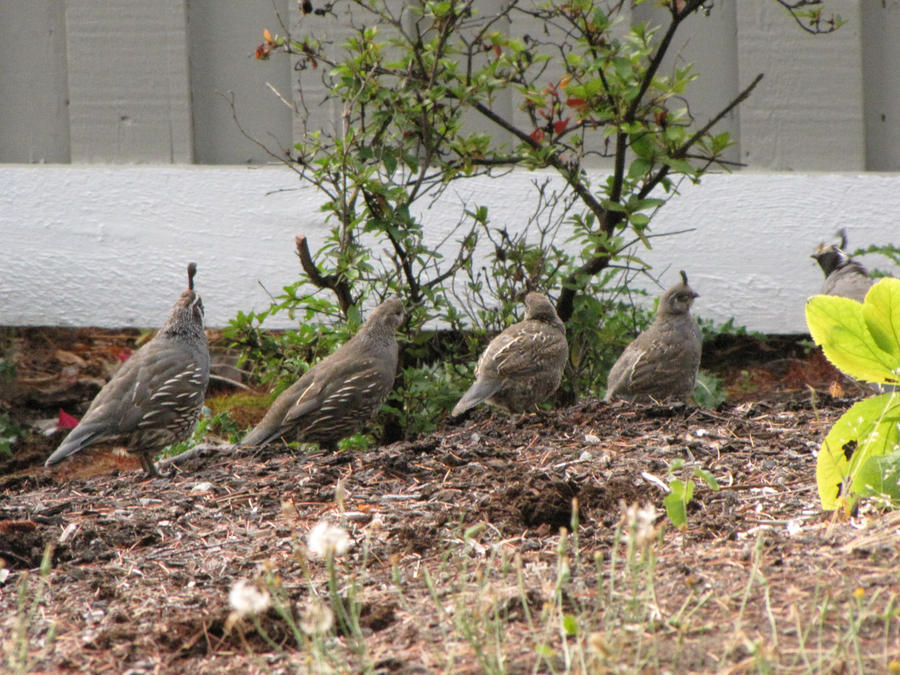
xmin=140 ymin=453 xmax=173 ymax=479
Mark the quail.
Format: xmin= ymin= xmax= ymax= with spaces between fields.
xmin=241 ymin=296 xmax=404 ymax=449
xmin=45 ymin=263 xmax=210 ymax=478
xmin=451 ymin=292 xmax=569 ymax=417
xmin=811 ymin=229 xmax=874 ymax=303
xmin=604 ymin=271 xmax=702 ymax=403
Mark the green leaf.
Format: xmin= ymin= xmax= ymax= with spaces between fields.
xmin=816 ymin=394 xmax=900 ymax=510
xmin=628 ymin=158 xmax=652 ymax=180
xmin=862 ymin=278 xmax=900 ymax=360
xmin=854 ymin=449 xmax=900 ymax=505
xmin=562 ymin=614 xmax=578 ymax=636
xmin=630 ymin=133 xmax=654 ymax=160
xmin=806 ymin=294 xmax=899 ymax=383
xmin=535 ymin=644 xmax=555 ymax=658
xmin=663 ymin=478 xmax=694 ymax=528
xmin=382 ymin=151 xmax=397 ymax=175
xmin=693 ymin=467 xmax=720 ymax=491
xmin=629 ymin=212 xmax=650 ymax=228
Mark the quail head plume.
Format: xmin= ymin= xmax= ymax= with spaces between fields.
xmin=241 ymin=296 xmax=404 ymax=449
xmin=812 ymin=229 xmax=874 ymax=303
xmin=451 ymin=292 xmax=568 ymax=417
xmin=45 ymin=263 xmax=210 ymax=478
xmin=604 ymin=271 xmax=701 ymax=403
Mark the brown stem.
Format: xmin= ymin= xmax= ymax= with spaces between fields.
xmin=555 ymin=70 xmax=765 ymax=323
xmin=295 ymin=234 xmax=354 ymax=315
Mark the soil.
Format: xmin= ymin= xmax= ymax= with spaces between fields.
xmin=2 ymin=328 xmax=899 ymax=673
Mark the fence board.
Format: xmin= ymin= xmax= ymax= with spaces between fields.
xmin=0 ymin=1 xmax=70 ymax=162
xmin=632 ymin=3 xmax=741 ymax=167
xmin=65 ymin=0 xmax=193 ymax=162
xmin=736 ymin=1 xmax=865 ymax=170
xmin=187 ymin=0 xmax=293 ymax=164
xmin=0 ymin=2 xmax=895 ymax=170
xmin=861 ymin=1 xmax=900 ymax=170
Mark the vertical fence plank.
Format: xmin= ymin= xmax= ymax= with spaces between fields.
xmin=861 ymin=1 xmax=900 ymax=171
xmin=0 ymin=1 xmax=71 ymax=163
xmin=287 ymin=2 xmax=353 ymax=151
xmin=186 ymin=0 xmax=293 ymax=165
xmin=632 ymin=3 xmax=740 ymax=167
xmin=735 ymin=1 xmax=864 ymax=170
xmin=65 ymin=0 xmax=193 ymax=162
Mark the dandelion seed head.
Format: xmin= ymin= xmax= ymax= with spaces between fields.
xmin=625 ymin=502 xmax=658 ymax=547
xmin=228 ymin=578 xmax=270 ymax=617
xmin=299 ymin=600 xmax=335 ymax=635
xmin=306 ymin=520 xmax=353 ymax=559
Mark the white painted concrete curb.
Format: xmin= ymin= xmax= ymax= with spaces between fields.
xmin=3 ymin=165 xmax=898 ymax=334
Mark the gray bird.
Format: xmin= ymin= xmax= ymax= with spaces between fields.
xmin=451 ymin=292 xmax=568 ymax=417
xmin=811 ymin=229 xmax=874 ymax=303
xmin=241 ymin=296 xmax=404 ymax=449
xmin=604 ymin=271 xmax=701 ymax=403
xmin=46 ymin=263 xmax=209 ymax=477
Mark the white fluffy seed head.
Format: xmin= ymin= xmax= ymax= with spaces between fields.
xmin=299 ymin=599 xmax=335 ymax=635
xmin=228 ymin=578 xmax=271 ymax=617
xmin=624 ymin=502 xmax=658 ymax=548
xmin=306 ymin=520 xmax=353 ymax=559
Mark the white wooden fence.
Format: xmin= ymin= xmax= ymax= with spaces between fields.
xmin=0 ymin=0 xmax=892 ymax=169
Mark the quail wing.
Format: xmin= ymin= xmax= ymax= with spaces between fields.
xmin=46 ymin=339 xmax=207 ymax=465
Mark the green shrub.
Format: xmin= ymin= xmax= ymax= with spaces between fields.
xmin=806 ymin=278 xmax=900 ymax=511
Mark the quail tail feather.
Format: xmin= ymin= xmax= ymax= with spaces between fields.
xmin=451 ymin=378 xmax=501 ymax=417
xmin=44 ymin=423 xmax=108 ymax=466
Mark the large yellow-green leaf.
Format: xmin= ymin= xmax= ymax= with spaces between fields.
xmin=817 ymin=394 xmax=900 ymax=510
xmin=862 ymin=278 xmax=900 ymax=366
xmin=854 ymin=450 xmax=900 ymax=505
xmin=806 ymin=294 xmax=898 ymax=383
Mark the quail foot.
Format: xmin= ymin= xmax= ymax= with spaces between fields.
xmin=604 ymin=271 xmax=701 ymax=403
xmin=45 ymin=263 xmax=210 ymax=478
xmin=452 ymin=292 xmax=569 ymax=417
xmin=242 ymin=296 xmax=404 ymax=449
xmin=811 ymin=229 xmax=874 ymax=303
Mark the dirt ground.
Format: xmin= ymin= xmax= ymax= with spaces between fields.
xmin=2 ymin=328 xmax=900 ymax=673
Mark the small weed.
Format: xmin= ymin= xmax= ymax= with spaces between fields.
xmin=5 ymin=544 xmax=56 ymax=674
xmin=693 ymin=370 xmax=727 ymax=409
xmin=0 ymin=411 xmax=22 ymax=458
xmin=662 ymin=459 xmax=720 ymax=529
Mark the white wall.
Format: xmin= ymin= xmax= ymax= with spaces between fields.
xmin=3 ymin=165 xmax=898 ymax=334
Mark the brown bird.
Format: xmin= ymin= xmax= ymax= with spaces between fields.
xmin=451 ymin=292 xmax=568 ymax=416
xmin=241 ymin=296 xmax=404 ymax=449
xmin=45 ymin=263 xmax=209 ymax=477
xmin=811 ymin=229 xmax=874 ymax=303
xmin=604 ymin=271 xmax=701 ymax=403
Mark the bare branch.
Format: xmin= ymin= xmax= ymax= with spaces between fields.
xmin=295 ymin=234 xmax=354 ymax=315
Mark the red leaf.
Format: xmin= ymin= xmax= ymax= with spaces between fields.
xmin=553 ymin=119 xmax=569 ymax=135
xmin=529 ymin=128 xmax=545 ymax=143
xmin=493 ymin=44 xmax=501 ymax=58
xmin=58 ymin=409 xmax=79 ymax=430
xmin=117 ymin=350 xmax=132 ymax=362
xmin=566 ymin=97 xmax=587 ymax=110
xmin=255 ymin=43 xmax=270 ymax=60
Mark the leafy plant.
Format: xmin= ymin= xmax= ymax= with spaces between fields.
xmin=662 ymin=458 xmax=720 ymax=528
xmin=225 ymin=0 xmax=842 ymax=439
xmin=850 ymin=241 xmax=900 ymax=279
xmin=0 ymin=411 xmax=21 ymax=457
xmin=162 ymin=410 xmax=243 ymax=458
xmin=805 ymin=278 xmax=900 ymax=511
xmin=693 ymin=371 xmax=727 ymax=409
